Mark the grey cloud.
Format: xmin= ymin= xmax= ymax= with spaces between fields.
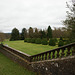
xmin=0 ymin=0 xmax=68 ymax=32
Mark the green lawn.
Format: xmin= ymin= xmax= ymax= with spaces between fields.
xmin=4 ymin=40 xmax=57 ymax=55
xmin=0 ymin=53 xmax=35 ymax=75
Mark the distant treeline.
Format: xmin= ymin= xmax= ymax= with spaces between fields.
xmin=10 ymin=25 xmax=68 ymax=41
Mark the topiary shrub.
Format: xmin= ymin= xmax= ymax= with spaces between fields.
xmin=49 ymin=38 xmax=56 ymax=46
xmin=41 ymin=38 xmax=48 ymax=45
xmin=10 ymin=38 xmax=14 ymax=41
xmin=60 ymin=37 xmax=63 ymax=41
xmin=58 ymin=40 xmax=64 ymax=47
xmin=24 ymin=38 xmax=27 ymax=42
xmin=54 ymin=38 xmax=57 ymax=43
xmin=35 ymin=38 xmax=41 ymax=44
xmin=26 ymin=38 xmax=31 ymax=43
xmin=31 ymin=38 xmax=36 ymax=43
xmin=26 ymin=38 xmax=29 ymax=42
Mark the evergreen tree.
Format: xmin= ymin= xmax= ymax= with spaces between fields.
xmin=42 ymin=30 xmax=47 ymax=38
xmin=21 ymin=28 xmax=27 ymax=40
xmin=47 ymin=26 xmax=52 ymax=39
xmin=38 ymin=30 xmax=43 ymax=39
xmin=29 ymin=27 xmax=33 ymax=38
xmin=39 ymin=30 xmax=46 ymax=39
xmin=10 ymin=28 xmax=19 ymax=41
xmin=34 ymin=28 xmax=39 ymax=38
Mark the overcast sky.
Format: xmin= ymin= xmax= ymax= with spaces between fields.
xmin=0 ymin=0 xmax=69 ymax=33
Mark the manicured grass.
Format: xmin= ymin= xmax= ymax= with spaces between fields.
xmin=4 ymin=40 xmax=58 ymax=55
xmin=0 ymin=53 xmax=36 ymax=75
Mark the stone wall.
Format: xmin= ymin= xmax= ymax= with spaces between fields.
xmin=31 ymin=56 xmax=75 ymax=75
xmin=0 ymin=47 xmax=32 ymax=70
xmin=0 ymin=45 xmax=75 ymax=75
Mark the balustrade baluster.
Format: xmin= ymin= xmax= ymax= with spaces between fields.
xmin=39 ymin=55 xmax=41 ymax=61
xmin=34 ymin=56 xmax=36 ymax=61
xmin=29 ymin=57 xmax=33 ymax=62
xmin=61 ymin=48 xmax=65 ymax=57
xmin=52 ymin=51 xmax=55 ymax=59
xmin=42 ymin=54 xmax=44 ymax=60
xmin=67 ymin=46 xmax=71 ymax=56
xmin=45 ymin=53 xmax=47 ymax=60
xmin=37 ymin=56 xmax=38 ymax=61
xmin=72 ymin=45 xmax=75 ymax=55
xmin=57 ymin=49 xmax=60 ymax=58
xmin=48 ymin=52 xmax=51 ymax=59
xmin=31 ymin=57 xmax=34 ymax=61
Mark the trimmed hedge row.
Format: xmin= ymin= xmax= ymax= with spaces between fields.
xmin=24 ymin=38 xmax=70 ymax=47
xmin=24 ymin=38 xmax=57 ymax=46
xmin=24 ymin=38 xmax=48 ymax=45
xmin=41 ymin=39 xmax=48 ymax=45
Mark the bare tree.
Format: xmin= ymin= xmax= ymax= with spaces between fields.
xmin=52 ymin=27 xmax=68 ymax=38
xmin=0 ymin=32 xmax=5 ymax=43
xmin=63 ymin=0 xmax=75 ymax=41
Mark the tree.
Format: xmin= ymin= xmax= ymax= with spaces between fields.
xmin=21 ymin=28 xmax=27 ymax=40
xmin=38 ymin=30 xmax=46 ymax=39
xmin=52 ymin=27 xmax=68 ymax=38
xmin=29 ymin=27 xmax=33 ymax=38
xmin=38 ymin=30 xmax=42 ymax=39
xmin=10 ymin=28 xmax=19 ymax=41
xmin=33 ymin=28 xmax=39 ymax=38
xmin=63 ymin=0 xmax=75 ymax=42
xmin=0 ymin=32 xmax=5 ymax=43
xmin=5 ymin=33 xmax=11 ymax=39
xmin=47 ymin=26 xmax=52 ymax=39
xmin=42 ymin=30 xmax=47 ymax=38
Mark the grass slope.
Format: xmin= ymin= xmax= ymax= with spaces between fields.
xmin=0 ymin=53 xmax=35 ymax=75
xmin=4 ymin=40 xmax=57 ymax=55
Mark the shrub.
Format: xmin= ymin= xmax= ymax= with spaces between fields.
xmin=49 ymin=38 xmax=56 ymax=46
xmin=31 ymin=38 xmax=36 ymax=43
xmin=35 ymin=38 xmax=41 ymax=44
xmin=58 ymin=40 xmax=64 ymax=47
xmin=26 ymin=38 xmax=31 ymax=43
xmin=54 ymin=38 xmax=57 ymax=43
xmin=60 ymin=37 xmax=63 ymax=41
xmin=41 ymin=38 xmax=48 ymax=45
xmin=64 ymin=40 xmax=71 ymax=45
xmin=10 ymin=38 xmax=14 ymax=41
xmin=24 ymin=38 xmax=27 ymax=42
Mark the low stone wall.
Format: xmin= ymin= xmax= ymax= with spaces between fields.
xmin=0 ymin=46 xmax=32 ymax=70
xmin=31 ymin=56 xmax=75 ymax=75
xmin=0 ymin=44 xmax=75 ymax=75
